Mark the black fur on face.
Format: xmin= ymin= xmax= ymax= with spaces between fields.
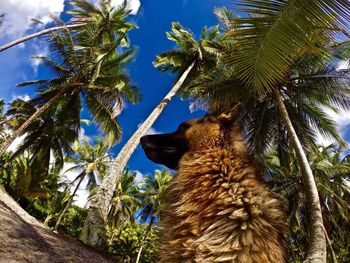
xmin=140 ymin=123 xmax=190 ymax=169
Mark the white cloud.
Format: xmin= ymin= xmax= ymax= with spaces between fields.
xmin=29 ymin=43 xmax=49 ymax=73
xmin=146 ymin=127 xmax=159 ymax=135
xmin=11 ymin=94 xmax=31 ymax=102
xmin=137 ymin=123 xmax=160 ymax=135
xmin=325 ymin=108 xmax=350 ymax=131
xmin=61 ymin=162 xmax=89 ymax=208
xmin=91 ymin=0 xmax=141 ymax=15
xmin=316 ymin=108 xmax=350 ymax=146
xmin=7 ymin=133 xmax=26 ymax=153
xmin=133 ymin=170 xmax=144 ymax=184
xmin=78 ymin=127 xmax=92 ymax=143
xmin=110 ymin=0 xmax=141 ymax=15
xmin=337 ymin=60 xmax=350 ymax=71
xmin=0 ymin=0 xmax=65 ymax=39
xmin=2 ymin=127 xmax=26 ymax=153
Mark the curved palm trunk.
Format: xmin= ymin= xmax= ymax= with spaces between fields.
xmin=54 ymin=174 xmax=85 ymax=231
xmin=135 ymin=216 xmax=155 ymax=263
xmin=80 ymin=61 xmax=196 ymax=248
xmin=0 ymin=88 xmax=68 ymax=157
xmin=275 ymin=91 xmax=326 ymax=263
xmin=0 ymin=24 xmax=86 ymax=53
xmin=43 ymin=214 xmax=53 ymax=226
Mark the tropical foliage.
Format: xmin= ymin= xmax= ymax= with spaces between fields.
xmin=0 ymin=0 xmax=349 ymax=262
xmin=184 ymin=2 xmax=350 ymax=261
xmin=0 ymin=0 xmax=139 ymax=156
xmin=80 ymin=21 xmax=225 ymax=247
xmin=265 ymin=145 xmax=350 ymax=262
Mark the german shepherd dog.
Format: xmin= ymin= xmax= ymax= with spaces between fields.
xmin=140 ymin=112 xmax=288 ymax=263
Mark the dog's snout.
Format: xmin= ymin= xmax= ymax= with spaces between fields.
xmin=140 ymin=135 xmax=148 ymax=147
xmin=140 ymin=135 xmax=155 ymax=149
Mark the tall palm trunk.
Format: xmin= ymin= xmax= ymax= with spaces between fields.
xmin=0 ymin=88 xmax=68 ymax=157
xmin=54 ymin=174 xmax=85 ymax=231
xmin=0 ymin=24 xmax=86 ymax=53
xmin=135 ymin=216 xmax=155 ymax=263
xmin=80 ymin=61 xmax=196 ymax=248
xmin=275 ymin=90 xmax=326 ymax=263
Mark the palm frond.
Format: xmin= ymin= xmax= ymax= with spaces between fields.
xmin=224 ymin=0 xmax=350 ymax=95
xmin=85 ymin=91 xmax=122 ymax=147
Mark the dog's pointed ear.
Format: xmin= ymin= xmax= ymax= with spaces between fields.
xmin=218 ymin=104 xmax=240 ymax=125
xmin=218 ymin=112 xmax=235 ymax=124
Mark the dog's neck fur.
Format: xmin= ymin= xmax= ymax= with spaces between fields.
xmin=159 ymin=130 xmax=288 ymax=263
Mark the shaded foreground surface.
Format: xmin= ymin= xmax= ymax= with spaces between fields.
xmin=0 ymin=189 xmax=115 ymax=263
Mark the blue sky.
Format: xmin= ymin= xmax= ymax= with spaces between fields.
xmin=0 ymin=0 xmax=233 ymax=181
xmin=1 ymin=0 xmax=349 ymax=193
xmin=113 ymin=0 xmax=234 ymax=175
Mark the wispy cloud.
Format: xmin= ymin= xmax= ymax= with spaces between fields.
xmin=11 ymin=94 xmax=31 ymax=102
xmin=7 ymin=133 xmax=26 ymax=153
xmin=29 ymin=43 xmax=49 ymax=73
xmin=78 ymin=127 xmax=92 ymax=143
xmin=316 ymin=108 xmax=350 ymax=146
xmin=137 ymin=123 xmax=160 ymax=135
xmin=61 ymin=162 xmax=89 ymax=208
xmin=0 ymin=0 xmax=65 ymax=40
xmin=133 ymin=170 xmax=145 ymax=184
xmin=111 ymin=0 xmax=141 ymax=15
xmin=90 ymin=0 xmax=141 ymax=15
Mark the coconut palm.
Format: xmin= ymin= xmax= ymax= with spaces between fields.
xmin=54 ymin=137 xmax=112 ymax=231
xmin=0 ymin=17 xmax=138 ymax=157
xmin=0 ymin=99 xmax=7 ymax=137
xmin=69 ymin=0 xmax=135 ymax=47
xmin=81 ymin=23 xmax=224 ymax=247
xmin=0 ymin=0 xmax=135 ymax=52
xmin=107 ymin=170 xmax=141 ymax=245
xmin=108 ymin=170 xmax=140 ymax=224
xmin=186 ymin=3 xmax=350 ymax=261
xmin=5 ymin=99 xmax=79 ymax=172
xmin=2 ymin=153 xmax=60 ymax=202
xmin=43 ymin=188 xmax=71 ymax=226
xmin=135 ymin=169 xmax=172 ymax=263
xmin=265 ymin=145 xmax=350 ymax=262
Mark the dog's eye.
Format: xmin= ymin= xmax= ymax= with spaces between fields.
xmin=178 ymin=123 xmax=190 ymax=131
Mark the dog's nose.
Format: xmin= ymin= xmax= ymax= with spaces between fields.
xmin=140 ymin=136 xmax=148 ymax=147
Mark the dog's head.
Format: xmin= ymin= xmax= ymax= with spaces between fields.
xmin=140 ymin=111 xmax=239 ymax=169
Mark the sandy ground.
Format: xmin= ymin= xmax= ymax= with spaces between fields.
xmin=0 ymin=188 xmax=116 ymax=263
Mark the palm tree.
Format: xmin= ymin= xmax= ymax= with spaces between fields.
xmin=54 ymin=137 xmax=112 ymax=230
xmin=0 ymin=99 xmax=7 ymax=137
xmin=264 ymin=145 xmax=350 ymax=262
xmin=5 ymin=99 xmax=79 ymax=172
xmin=3 ymin=153 xmax=59 ymax=202
xmin=107 ymin=170 xmax=141 ymax=245
xmin=43 ymin=188 xmax=71 ymax=226
xmin=0 ymin=13 xmax=138 ymax=157
xmin=108 ymin=170 xmax=140 ymax=224
xmin=0 ymin=0 xmax=135 ymax=52
xmin=186 ymin=3 xmax=350 ymax=261
xmin=0 ymin=23 xmax=86 ymax=53
xmin=81 ymin=23 xmax=224 ymax=247
xmin=135 ymin=169 xmax=172 ymax=263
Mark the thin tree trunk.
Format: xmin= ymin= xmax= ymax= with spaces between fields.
xmin=135 ymin=216 xmax=154 ymax=263
xmin=0 ymin=24 xmax=86 ymax=53
xmin=275 ymin=90 xmax=326 ymax=263
xmin=54 ymin=174 xmax=85 ymax=231
xmin=43 ymin=214 xmax=53 ymax=226
xmin=0 ymin=88 xmax=69 ymax=157
xmin=80 ymin=61 xmax=196 ymax=248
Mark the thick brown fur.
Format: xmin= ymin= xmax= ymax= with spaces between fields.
xmin=141 ymin=113 xmax=288 ymax=263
